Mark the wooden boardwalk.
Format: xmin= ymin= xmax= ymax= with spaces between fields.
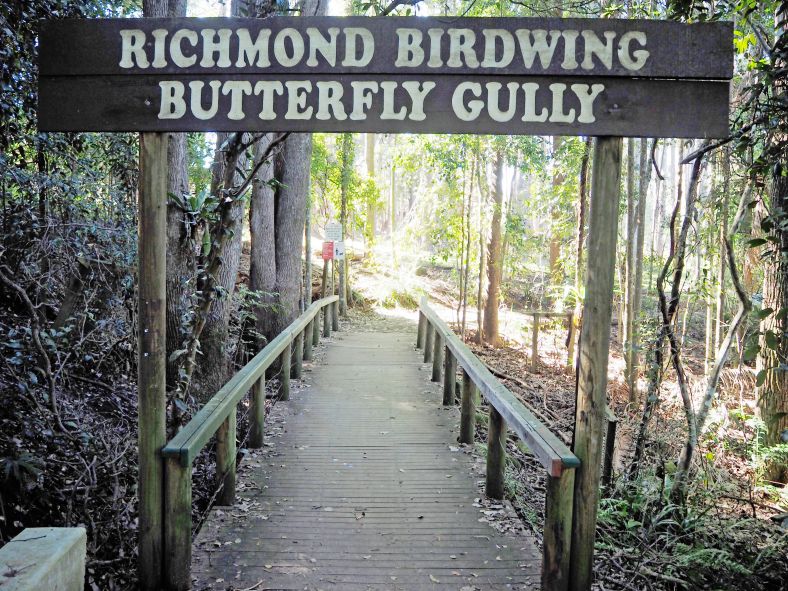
xmin=192 ymin=326 xmax=540 ymax=590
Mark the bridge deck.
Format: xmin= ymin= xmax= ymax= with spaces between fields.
xmin=192 ymin=325 xmax=540 ymax=590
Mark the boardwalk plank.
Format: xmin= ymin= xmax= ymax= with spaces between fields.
xmin=192 ymin=328 xmax=539 ymax=590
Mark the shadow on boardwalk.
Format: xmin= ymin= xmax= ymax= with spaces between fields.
xmin=192 ymin=313 xmax=539 ymax=590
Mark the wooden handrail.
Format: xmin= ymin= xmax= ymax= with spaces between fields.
xmin=418 ymin=298 xmax=578 ymax=476
xmin=162 ymin=295 xmax=338 ymax=590
xmin=417 ymin=297 xmax=578 ymax=591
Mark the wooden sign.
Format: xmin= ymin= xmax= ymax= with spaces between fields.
xmin=322 ymin=241 xmax=334 ymax=261
xmin=38 ymin=16 xmax=733 ymax=138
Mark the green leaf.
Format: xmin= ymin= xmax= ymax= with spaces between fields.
xmin=756 ymin=369 xmax=768 ymax=387
xmin=747 ymin=238 xmax=767 ymax=248
xmin=757 ymin=307 xmax=774 ymax=319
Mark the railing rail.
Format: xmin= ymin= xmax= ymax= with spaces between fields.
xmin=416 ymin=297 xmax=579 ymax=591
xmin=162 ymin=295 xmax=339 ymax=590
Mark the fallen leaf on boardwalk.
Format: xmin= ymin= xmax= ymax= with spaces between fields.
xmin=429 ymin=575 xmax=440 ymax=583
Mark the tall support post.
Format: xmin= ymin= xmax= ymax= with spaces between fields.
xmin=423 ymin=323 xmax=434 ymax=363
xmin=459 ymin=368 xmax=477 ymax=444
xmin=280 ymin=345 xmax=292 ymax=401
xmin=570 ymin=136 xmax=622 ymax=591
xmin=138 ymin=132 xmax=167 ymax=590
xmin=215 ymin=407 xmax=237 ymax=506
xmin=312 ymin=313 xmax=321 ymax=346
xmin=332 ymin=300 xmax=340 ymax=331
xmin=163 ymin=457 xmax=191 ymax=591
xmin=304 ymin=321 xmax=314 ymax=361
xmin=416 ymin=311 xmax=426 ymax=348
xmin=431 ymin=334 xmax=443 ymax=382
xmin=443 ymin=347 xmax=457 ymax=405
xmin=293 ymin=331 xmax=304 ymax=379
xmin=543 ymin=468 xmax=576 ymax=591
xmin=531 ymin=313 xmax=540 ymax=370
xmin=249 ymin=377 xmax=265 ymax=448
xmin=323 ymin=305 xmax=331 ymax=337
xmin=486 ymin=406 xmax=506 ymax=499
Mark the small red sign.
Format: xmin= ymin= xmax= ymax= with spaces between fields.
xmin=322 ymin=241 xmax=334 ymax=261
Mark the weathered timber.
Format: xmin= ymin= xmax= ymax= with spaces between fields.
xmin=137 ymin=132 xmax=167 ymax=591
xmin=190 ymin=329 xmax=540 ymax=590
xmin=486 ymin=406 xmax=507 ymax=499
xmin=40 ymin=17 xmax=733 ymax=79
xmin=423 ymin=323 xmax=434 ymax=363
xmin=163 ymin=457 xmax=191 ymax=591
xmin=543 ymin=469 xmax=575 ymax=591
xmin=303 ymin=321 xmax=314 ymax=361
xmin=443 ymin=347 xmax=457 ymax=406
xmin=602 ymin=406 xmax=618 ymax=491
xmin=280 ymin=345 xmax=292 ymax=402
xmin=332 ymin=300 xmax=340 ymax=331
xmin=417 ymin=311 xmax=426 ymax=348
xmin=569 ymin=136 xmax=622 ymax=591
xmin=312 ymin=314 xmax=320 ymax=346
xmin=419 ymin=300 xmax=578 ymax=477
xmin=323 ymin=304 xmax=331 ymax=337
xmin=531 ymin=312 xmax=541 ymax=370
xmin=39 ymin=75 xmax=731 ymax=138
xmin=459 ymin=368 xmax=477 ymax=444
xmin=431 ymin=334 xmax=443 ymax=382
xmin=215 ymin=407 xmax=236 ymax=506
xmin=248 ymin=377 xmax=265 ymax=448
xmin=293 ymin=332 xmax=304 ymax=379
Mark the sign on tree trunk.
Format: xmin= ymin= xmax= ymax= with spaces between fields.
xmin=38 ymin=16 xmax=733 ymax=138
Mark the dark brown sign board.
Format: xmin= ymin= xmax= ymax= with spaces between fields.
xmin=38 ymin=16 xmax=733 ymax=137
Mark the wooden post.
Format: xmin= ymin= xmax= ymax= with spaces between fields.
xmin=163 ymin=457 xmax=191 ymax=591
xmin=423 ymin=323 xmax=434 ymax=363
xmin=431 ymin=334 xmax=443 ymax=382
xmin=602 ymin=408 xmax=618 ymax=492
xmin=280 ymin=345 xmax=291 ymax=401
xmin=293 ymin=331 xmax=304 ymax=379
xmin=332 ymin=300 xmax=339 ymax=331
xmin=486 ymin=406 xmax=507 ymax=499
xmin=443 ymin=347 xmax=457 ymax=405
xmin=459 ymin=368 xmax=477 ymax=444
xmin=320 ymin=262 xmax=327 ymax=298
xmin=416 ymin=311 xmax=426 ymax=348
xmin=566 ymin=312 xmax=575 ymax=369
xmin=312 ymin=313 xmax=321 ymax=346
xmin=543 ymin=468 xmax=576 ymax=591
xmin=323 ymin=304 xmax=331 ymax=337
xmin=531 ymin=312 xmax=540 ymax=370
xmin=304 ymin=321 xmax=314 ymax=361
xmin=215 ymin=407 xmax=236 ymax=506
xmin=138 ymin=132 xmax=167 ymax=590
xmin=570 ymin=136 xmax=622 ymax=591
xmin=248 ymin=377 xmax=265 ymax=448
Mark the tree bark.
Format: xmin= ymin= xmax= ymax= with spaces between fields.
xmin=338 ymin=133 xmax=352 ymax=316
xmin=483 ymin=150 xmax=505 ymax=347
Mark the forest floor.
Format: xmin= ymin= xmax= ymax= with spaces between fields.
xmin=347 ymin=253 xmax=788 ymax=591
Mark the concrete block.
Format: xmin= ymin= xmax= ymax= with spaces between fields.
xmin=0 ymin=527 xmax=86 ymax=591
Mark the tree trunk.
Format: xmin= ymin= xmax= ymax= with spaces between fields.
xmin=483 ymin=150 xmax=505 ymax=347
xmin=365 ymin=133 xmax=376 ymax=246
xmin=548 ymin=137 xmax=564 ymax=286
xmin=623 ymin=138 xmax=637 ymax=400
xmin=338 ymin=133 xmax=352 ymax=316
xmin=756 ymin=167 xmax=788 ymax=484
xmin=476 ymin=152 xmax=487 ymax=345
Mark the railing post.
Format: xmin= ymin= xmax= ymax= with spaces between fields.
xmin=332 ymin=300 xmax=339 ymax=331
xmin=486 ymin=406 xmax=506 ymax=499
xmin=531 ymin=312 xmax=540 ymax=370
xmin=249 ymin=377 xmax=265 ymax=448
xmin=312 ymin=312 xmax=321 ymax=346
xmin=442 ymin=347 xmax=456 ymax=405
xmin=416 ymin=311 xmax=426 ymax=348
xmin=431 ymin=334 xmax=443 ymax=382
xmin=323 ymin=304 xmax=331 ymax=337
xmin=543 ymin=468 xmax=575 ymax=591
xmin=459 ymin=368 xmax=477 ymax=444
xmin=423 ymin=323 xmax=434 ymax=363
xmin=164 ymin=457 xmax=192 ymax=591
xmin=280 ymin=344 xmax=291 ymax=401
xmin=304 ymin=321 xmax=314 ymax=361
xmin=602 ymin=409 xmax=618 ymax=492
xmin=215 ymin=407 xmax=236 ymax=506
xmin=293 ymin=331 xmax=304 ymax=379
